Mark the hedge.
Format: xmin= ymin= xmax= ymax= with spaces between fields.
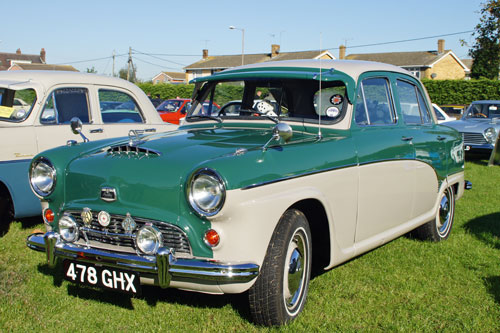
xmin=422 ymin=79 xmax=500 ymax=105
xmin=138 ymin=79 xmax=500 ymax=106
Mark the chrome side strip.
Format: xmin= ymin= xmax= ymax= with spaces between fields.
xmin=26 ymin=232 xmax=259 ymax=288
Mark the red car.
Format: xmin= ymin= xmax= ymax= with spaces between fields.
xmin=157 ymin=99 xmax=220 ymax=124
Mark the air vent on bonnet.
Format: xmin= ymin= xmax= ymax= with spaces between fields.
xmin=106 ymin=144 xmax=161 ymax=158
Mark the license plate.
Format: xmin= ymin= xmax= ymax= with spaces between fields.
xmin=63 ymin=261 xmax=141 ymax=295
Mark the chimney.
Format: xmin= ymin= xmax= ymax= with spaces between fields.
xmin=339 ymin=45 xmax=346 ymax=60
xmin=271 ymin=44 xmax=280 ymax=58
xmin=202 ymin=49 xmax=208 ymax=60
xmin=40 ymin=48 xmax=46 ymax=63
xmin=16 ymin=48 xmax=21 ymax=55
xmin=438 ymin=39 xmax=445 ymax=54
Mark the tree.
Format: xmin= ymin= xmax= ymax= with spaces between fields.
xmin=469 ymin=0 xmax=500 ymax=79
xmin=86 ymin=66 xmax=97 ymax=73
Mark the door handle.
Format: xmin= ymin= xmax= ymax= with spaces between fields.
xmin=401 ymin=136 xmax=413 ymax=142
xmin=144 ymin=128 xmax=156 ymax=132
xmin=437 ymin=136 xmax=446 ymax=141
xmin=90 ymin=128 xmax=103 ymax=133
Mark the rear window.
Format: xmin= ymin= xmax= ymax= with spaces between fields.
xmin=0 ymin=88 xmax=36 ymax=122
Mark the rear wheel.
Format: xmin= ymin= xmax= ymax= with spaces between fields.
xmin=248 ymin=209 xmax=312 ymax=326
xmin=412 ymin=186 xmax=455 ymax=241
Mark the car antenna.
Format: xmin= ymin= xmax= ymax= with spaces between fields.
xmin=317 ymin=33 xmax=323 ymax=140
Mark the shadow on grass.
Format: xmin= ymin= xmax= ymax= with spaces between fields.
xmin=34 ymin=261 xmax=252 ymax=320
xmin=463 ymin=212 xmax=500 ymax=250
xmin=484 ymin=276 xmax=500 ymax=305
xmin=465 ymin=154 xmax=490 ymax=166
xmin=0 ymin=215 xmax=44 ymax=238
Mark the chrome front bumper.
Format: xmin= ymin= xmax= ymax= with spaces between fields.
xmin=26 ymin=232 xmax=259 ymax=288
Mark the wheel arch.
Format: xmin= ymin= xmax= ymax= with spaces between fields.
xmin=290 ymin=199 xmax=331 ymax=275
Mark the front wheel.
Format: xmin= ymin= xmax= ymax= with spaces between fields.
xmin=412 ymin=186 xmax=455 ymax=241
xmin=248 ymin=209 xmax=312 ymax=326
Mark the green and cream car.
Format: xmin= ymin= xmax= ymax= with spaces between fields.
xmin=27 ymin=60 xmax=467 ymax=326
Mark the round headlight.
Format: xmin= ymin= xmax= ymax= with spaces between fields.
xmin=135 ymin=225 xmax=163 ymax=255
xmin=484 ymin=127 xmax=498 ymax=144
xmin=59 ymin=215 xmax=79 ymax=242
xmin=30 ymin=157 xmax=56 ymax=197
xmin=188 ymin=168 xmax=225 ymax=217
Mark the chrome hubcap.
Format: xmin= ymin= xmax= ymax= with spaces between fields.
xmin=283 ymin=230 xmax=307 ymax=313
xmin=437 ymin=190 xmax=452 ymax=236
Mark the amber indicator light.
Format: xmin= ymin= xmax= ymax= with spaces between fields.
xmin=204 ymin=229 xmax=220 ymax=247
xmin=44 ymin=209 xmax=55 ymax=223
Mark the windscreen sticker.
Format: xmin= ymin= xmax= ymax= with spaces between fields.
xmin=0 ymin=106 xmax=14 ymax=118
xmin=326 ymin=107 xmax=340 ymax=118
xmin=330 ymin=94 xmax=343 ymax=105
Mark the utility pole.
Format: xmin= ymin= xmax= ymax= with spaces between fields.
xmin=127 ymin=47 xmax=132 ymax=81
xmin=112 ymin=50 xmax=115 ymax=77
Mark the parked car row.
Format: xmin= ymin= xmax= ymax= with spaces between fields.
xmin=24 ymin=60 xmax=469 ymax=326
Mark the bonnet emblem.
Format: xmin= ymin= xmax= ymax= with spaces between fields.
xmin=101 ymin=187 xmax=117 ymax=202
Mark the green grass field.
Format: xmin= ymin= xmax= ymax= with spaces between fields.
xmin=1 ymin=159 xmax=498 ymax=332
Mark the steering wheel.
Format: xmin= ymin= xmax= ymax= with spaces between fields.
xmin=475 ymin=113 xmax=487 ymax=118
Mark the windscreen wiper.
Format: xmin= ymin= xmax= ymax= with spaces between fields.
xmin=187 ymin=115 xmax=223 ymax=123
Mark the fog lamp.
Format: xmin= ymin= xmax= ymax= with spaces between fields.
xmin=204 ymin=229 xmax=220 ymax=247
xmin=135 ymin=225 xmax=163 ymax=255
xmin=59 ymin=215 xmax=79 ymax=242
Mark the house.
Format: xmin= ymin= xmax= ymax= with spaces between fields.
xmin=0 ymin=48 xmax=46 ymax=71
xmin=184 ymin=44 xmax=335 ymax=81
xmin=343 ymin=40 xmax=470 ymax=80
xmin=151 ymin=71 xmax=186 ymax=84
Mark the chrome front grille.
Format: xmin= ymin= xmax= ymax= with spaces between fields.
xmin=463 ymin=132 xmax=487 ymax=145
xmin=66 ymin=210 xmax=191 ymax=255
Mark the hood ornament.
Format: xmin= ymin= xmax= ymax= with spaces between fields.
xmin=128 ymin=129 xmax=146 ymax=147
xmin=262 ymin=123 xmax=293 ymax=151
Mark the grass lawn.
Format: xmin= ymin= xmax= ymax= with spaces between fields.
xmin=0 ymin=159 xmax=499 ymax=332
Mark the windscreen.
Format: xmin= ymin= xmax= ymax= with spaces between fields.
xmin=0 ymin=88 xmax=36 ymax=122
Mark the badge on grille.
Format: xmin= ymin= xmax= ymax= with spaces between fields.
xmin=81 ymin=207 xmax=93 ymax=226
xmin=122 ymin=213 xmax=136 ymax=233
xmin=101 ymin=187 xmax=117 ymax=202
xmin=98 ymin=211 xmax=111 ymax=227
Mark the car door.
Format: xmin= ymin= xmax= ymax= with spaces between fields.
xmin=352 ymin=75 xmax=416 ymax=244
xmin=95 ymin=88 xmax=158 ymax=138
xmin=34 ymin=86 xmax=106 ymax=152
xmin=394 ymin=78 xmax=445 ymax=219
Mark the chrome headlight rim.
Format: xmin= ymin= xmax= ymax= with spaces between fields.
xmin=187 ymin=168 xmax=226 ymax=218
xmin=29 ymin=157 xmax=56 ymax=198
xmin=484 ymin=127 xmax=498 ymax=144
xmin=135 ymin=225 xmax=163 ymax=255
xmin=58 ymin=214 xmax=79 ymax=243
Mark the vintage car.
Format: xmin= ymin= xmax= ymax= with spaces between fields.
xmin=432 ymin=103 xmax=454 ymax=124
xmin=157 ymin=98 xmax=220 ymax=124
xmin=0 ymin=71 xmax=175 ymax=232
xmin=444 ymin=100 xmax=500 ymax=154
xmin=26 ymin=60 xmax=468 ymax=326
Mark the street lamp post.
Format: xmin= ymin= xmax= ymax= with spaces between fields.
xmin=229 ymin=26 xmax=245 ymax=65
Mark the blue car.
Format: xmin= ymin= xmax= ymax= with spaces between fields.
xmin=444 ymin=100 xmax=500 ymax=154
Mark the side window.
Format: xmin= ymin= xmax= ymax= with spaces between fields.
xmin=40 ymin=88 xmax=90 ymax=124
xmin=355 ymin=77 xmax=396 ymax=125
xmin=396 ymin=80 xmax=431 ymax=124
xmin=98 ymin=89 xmax=144 ymax=123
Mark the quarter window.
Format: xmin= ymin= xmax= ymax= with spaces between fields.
xmin=98 ymin=89 xmax=144 ymax=123
xmin=355 ymin=78 xmax=396 ymax=125
xmin=396 ymin=80 xmax=431 ymax=125
xmin=40 ymin=88 xmax=90 ymax=124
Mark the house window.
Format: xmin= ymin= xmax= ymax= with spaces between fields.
xmin=404 ymin=67 xmax=421 ymax=78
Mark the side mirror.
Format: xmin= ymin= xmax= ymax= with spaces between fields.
xmin=70 ymin=117 xmax=89 ymax=143
xmin=262 ymin=122 xmax=293 ymax=151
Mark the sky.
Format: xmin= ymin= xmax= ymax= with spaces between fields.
xmin=2 ymin=0 xmax=485 ymax=80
